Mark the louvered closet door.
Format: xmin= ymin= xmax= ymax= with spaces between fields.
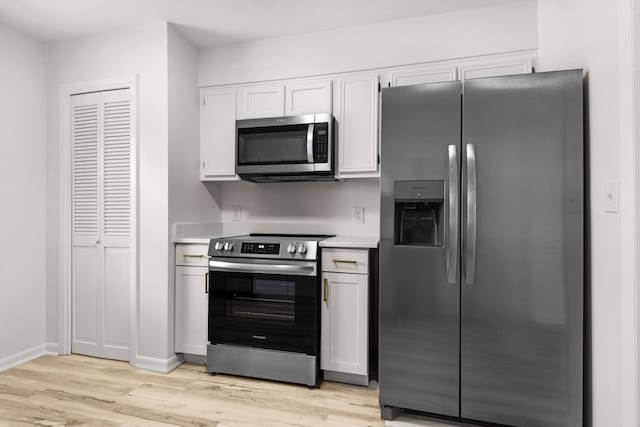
xmin=71 ymin=92 xmax=102 ymax=358
xmin=71 ymin=89 xmax=131 ymax=361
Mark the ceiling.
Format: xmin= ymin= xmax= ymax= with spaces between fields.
xmin=0 ymin=0 xmax=531 ymax=47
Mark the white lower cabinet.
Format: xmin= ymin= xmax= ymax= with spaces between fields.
xmin=175 ymin=244 xmax=209 ymax=356
xmin=321 ymin=249 xmax=369 ymax=385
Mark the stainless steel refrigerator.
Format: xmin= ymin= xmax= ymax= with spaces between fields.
xmin=379 ymin=70 xmax=583 ymax=427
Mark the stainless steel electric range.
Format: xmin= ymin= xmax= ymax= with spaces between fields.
xmin=206 ymin=233 xmax=334 ymax=387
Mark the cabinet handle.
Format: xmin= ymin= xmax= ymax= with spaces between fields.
xmin=323 ymin=278 xmax=328 ymax=302
xmin=183 ymin=254 xmax=205 ymax=258
xmin=332 ymin=259 xmax=357 ymax=264
xmin=205 ymin=272 xmax=209 ymax=294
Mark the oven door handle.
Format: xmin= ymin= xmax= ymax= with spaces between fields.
xmin=209 ymin=260 xmax=317 ymax=276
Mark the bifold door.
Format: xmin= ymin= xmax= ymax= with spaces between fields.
xmin=460 ymin=71 xmax=583 ymax=427
xmin=71 ymin=89 xmax=132 ymax=361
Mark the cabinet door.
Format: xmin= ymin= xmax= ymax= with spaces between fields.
xmin=460 ymin=56 xmax=533 ymax=80
xmin=336 ymin=74 xmax=379 ymax=178
xmin=175 ymin=266 xmax=209 ymax=356
xmin=321 ymin=272 xmax=368 ymax=376
xmin=285 ymin=81 xmax=332 ymax=116
xmin=391 ymin=66 xmax=457 ymax=86
xmin=200 ymin=87 xmax=238 ymax=181
xmin=237 ymin=84 xmax=285 ymax=119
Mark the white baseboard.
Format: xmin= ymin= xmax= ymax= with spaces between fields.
xmin=135 ymin=354 xmax=183 ymax=374
xmin=0 ymin=344 xmax=46 ymax=373
xmin=45 ymin=342 xmax=59 ymax=356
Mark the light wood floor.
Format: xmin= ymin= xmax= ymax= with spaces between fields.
xmin=0 ymin=355 xmax=384 ymax=426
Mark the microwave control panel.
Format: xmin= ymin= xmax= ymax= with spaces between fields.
xmin=314 ymin=123 xmax=329 ymax=163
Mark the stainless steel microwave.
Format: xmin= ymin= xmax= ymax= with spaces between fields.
xmin=236 ymin=113 xmax=334 ymax=182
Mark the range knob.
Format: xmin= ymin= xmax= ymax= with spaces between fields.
xmin=297 ymin=244 xmax=307 ymax=254
xmin=223 ymin=242 xmax=234 ymax=251
xmin=214 ymin=241 xmax=223 ymax=251
xmin=287 ymin=243 xmax=297 ymax=254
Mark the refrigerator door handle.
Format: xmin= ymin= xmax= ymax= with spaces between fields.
xmin=465 ymin=143 xmax=477 ymax=284
xmin=447 ymin=144 xmax=459 ymax=284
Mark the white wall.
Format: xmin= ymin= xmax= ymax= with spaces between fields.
xmin=0 ymin=23 xmax=47 ymax=367
xmin=47 ymin=23 xmax=173 ymax=365
xmin=199 ymin=2 xmax=537 ymax=86
xmin=537 ymin=1 xmax=637 ymax=425
xmin=220 ymin=180 xmax=379 ymax=236
xmin=168 ymin=25 xmax=222 ymax=229
xmin=167 ymin=25 xmax=222 ymax=355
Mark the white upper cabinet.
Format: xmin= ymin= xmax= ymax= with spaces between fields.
xmin=285 ymin=80 xmax=332 ymax=115
xmin=390 ymin=65 xmax=458 ymax=86
xmin=336 ymin=74 xmax=379 ymax=178
xmin=237 ymin=84 xmax=285 ymax=119
xmin=460 ymin=55 xmax=533 ymax=80
xmin=200 ymin=87 xmax=238 ymax=181
xmin=198 ymin=52 xmax=535 ymax=182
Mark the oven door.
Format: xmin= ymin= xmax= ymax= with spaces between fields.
xmin=208 ymin=258 xmax=319 ymax=355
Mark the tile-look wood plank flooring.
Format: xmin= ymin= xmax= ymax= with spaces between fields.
xmin=0 ymin=355 xmax=385 ymax=426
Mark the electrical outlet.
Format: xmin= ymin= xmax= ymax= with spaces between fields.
xmin=353 ymin=207 xmax=365 ymax=224
xmin=232 ymin=205 xmax=242 ymax=221
xmin=605 ymin=182 xmax=619 ymax=213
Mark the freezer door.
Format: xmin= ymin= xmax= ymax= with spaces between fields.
xmin=379 ymin=81 xmax=462 ymax=417
xmin=460 ymin=71 xmax=583 ymax=427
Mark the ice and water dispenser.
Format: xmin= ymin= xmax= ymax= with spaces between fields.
xmin=394 ymin=180 xmax=444 ymax=247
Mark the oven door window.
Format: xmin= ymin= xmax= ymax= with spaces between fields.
xmin=209 ymin=272 xmax=318 ymax=355
xmin=229 ymin=278 xmax=295 ymax=322
xmin=238 ymin=124 xmax=310 ymax=165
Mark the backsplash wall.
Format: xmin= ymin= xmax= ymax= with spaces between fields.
xmin=219 ymin=179 xmax=380 ymax=236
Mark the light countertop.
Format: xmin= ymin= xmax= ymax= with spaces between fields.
xmin=173 ymin=235 xmax=221 ymax=245
xmin=175 ymin=234 xmax=379 ymax=249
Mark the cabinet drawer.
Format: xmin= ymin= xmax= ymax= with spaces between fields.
xmin=322 ymin=248 xmax=368 ymax=274
xmin=175 ymin=244 xmax=209 ymax=267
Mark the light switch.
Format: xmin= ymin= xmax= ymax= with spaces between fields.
xmin=353 ymin=207 xmax=365 ymax=224
xmin=605 ymin=182 xmax=619 ymax=213
xmin=232 ymin=205 xmax=242 ymax=221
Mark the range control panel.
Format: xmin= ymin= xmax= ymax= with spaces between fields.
xmin=241 ymin=242 xmax=280 ymax=255
xmin=208 ymin=236 xmax=324 ymax=260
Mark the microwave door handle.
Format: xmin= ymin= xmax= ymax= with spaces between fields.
xmin=307 ymin=124 xmax=315 ymax=163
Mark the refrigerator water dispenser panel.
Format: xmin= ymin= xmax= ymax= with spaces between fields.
xmin=394 ymin=180 xmax=444 ymax=247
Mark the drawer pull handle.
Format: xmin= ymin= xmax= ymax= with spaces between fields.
xmin=323 ymin=278 xmax=328 ymax=302
xmin=333 ymin=259 xmax=357 ymax=264
xmin=183 ymin=254 xmax=205 ymax=258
